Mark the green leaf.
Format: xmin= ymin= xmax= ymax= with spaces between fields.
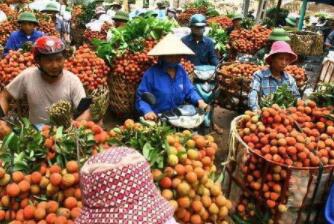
xmin=143 ymin=142 xmax=152 ymax=159
xmin=7 ymin=134 xmax=19 ymax=152
xmin=55 ymin=127 xmax=63 ymax=140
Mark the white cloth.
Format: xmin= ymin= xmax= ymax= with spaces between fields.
xmin=172 ymin=27 xmax=191 ymax=38
xmin=0 ymin=10 xmax=7 ymax=23
xmin=29 ymin=0 xmax=60 ymax=11
xmin=107 ymin=9 xmax=116 ymax=17
xmin=98 ymin=14 xmax=112 ymax=22
xmin=86 ymin=19 xmax=105 ymax=32
xmin=165 ymin=217 xmax=178 ymax=224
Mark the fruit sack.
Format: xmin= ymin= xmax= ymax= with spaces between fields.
xmin=222 ymin=101 xmax=334 ymax=224
xmin=289 ymin=31 xmax=324 ymax=56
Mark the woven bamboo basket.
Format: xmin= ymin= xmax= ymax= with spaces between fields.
xmin=108 ymin=75 xmax=137 ymax=117
xmin=223 ymin=116 xmax=333 ymax=224
xmin=216 ymin=62 xmax=257 ymax=112
xmin=289 ymin=31 xmax=324 ymax=56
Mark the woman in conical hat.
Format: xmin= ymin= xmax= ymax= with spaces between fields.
xmin=135 ymin=33 xmax=207 ymax=121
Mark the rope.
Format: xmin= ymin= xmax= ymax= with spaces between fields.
xmin=221 ymin=115 xmax=246 ymax=171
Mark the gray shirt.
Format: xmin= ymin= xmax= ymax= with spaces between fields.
xmin=6 ymin=67 xmax=86 ymax=124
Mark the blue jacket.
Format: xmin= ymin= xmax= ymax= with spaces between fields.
xmin=326 ymin=184 xmax=334 ymax=223
xmin=136 ymin=64 xmax=202 ymax=115
xmin=181 ymin=34 xmax=219 ymax=66
xmin=4 ymin=30 xmax=44 ymax=55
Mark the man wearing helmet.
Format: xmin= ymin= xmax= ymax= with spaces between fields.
xmin=181 ymin=14 xmax=218 ymax=66
xmin=0 ymin=36 xmax=90 ymax=127
xmin=4 ymin=12 xmax=44 ymax=56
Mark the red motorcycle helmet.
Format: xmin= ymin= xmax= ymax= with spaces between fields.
xmin=33 ymin=36 xmax=65 ymax=59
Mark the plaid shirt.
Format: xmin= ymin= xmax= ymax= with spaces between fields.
xmin=248 ymin=68 xmax=300 ymax=111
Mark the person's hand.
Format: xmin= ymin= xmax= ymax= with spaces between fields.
xmin=144 ymin=112 xmax=157 ymax=121
xmin=198 ymin=100 xmax=208 ymax=111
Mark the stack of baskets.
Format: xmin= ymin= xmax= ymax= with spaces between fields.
xmin=216 ymin=62 xmax=262 ymax=113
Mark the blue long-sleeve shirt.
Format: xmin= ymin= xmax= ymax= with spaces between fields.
xmin=136 ymin=64 xmax=202 ymax=115
xmin=325 ymin=184 xmax=334 ymax=223
xmin=4 ymin=30 xmax=44 ymax=55
xmin=181 ymin=34 xmax=219 ymax=66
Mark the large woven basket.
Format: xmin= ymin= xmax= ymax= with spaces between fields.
xmin=223 ymin=116 xmax=333 ymax=224
xmin=108 ymin=75 xmax=137 ymax=117
xmin=289 ymin=31 xmax=324 ymax=56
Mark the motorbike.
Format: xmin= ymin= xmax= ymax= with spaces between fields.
xmin=140 ymin=92 xmax=205 ymax=129
xmin=192 ymin=65 xmax=218 ymax=132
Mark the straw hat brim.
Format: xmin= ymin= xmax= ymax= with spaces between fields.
xmin=265 ymin=51 xmax=297 ymax=65
xmin=148 ymin=33 xmax=195 ymax=56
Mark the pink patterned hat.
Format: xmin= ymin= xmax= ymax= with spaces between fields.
xmin=265 ymin=41 xmax=298 ymax=64
xmin=75 ymin=147 xmax=175 ymax=224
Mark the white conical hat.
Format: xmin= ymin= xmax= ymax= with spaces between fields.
xmin=148 ymin=33 xmax=195 ymax=56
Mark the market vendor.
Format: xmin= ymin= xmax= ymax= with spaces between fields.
xmin=248 ymin=41 xmax=301 ymax=111
xmin=0 ymin=36 xmax=90 ymax=127
xmin=4 ymin=12 xmax=43 ymax=56
xmin=325 ymin=28 xmax=334 ymax=49
xmin=166 ymin=8 xmax=178 ymax=26
xmin=106 ymin=2 xmax=122 ymax=18
xmin=86 ymin=6 xmax=111 ymax=33
xmin=156 ymin=1 xmax=168 ymax=20
xmin=112 ymin=11 xmax=129 ymax=28
xmin=181 ymin=14 xmax=219 ymax=66
xmin=255 ymin=28 xmax=291 ymax=60
xmin=41 ymin=3 xmax=70 ymax=41
xmin=75 ymin=146 xmax=177 ymax=224
xmin=226 ymin=13 xmax=243 ymax=35
xmin=136 ymin=33 xmax=207 ymax=121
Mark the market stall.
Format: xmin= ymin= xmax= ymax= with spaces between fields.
xmin=0 ymin=0 xmax=332 ymax=223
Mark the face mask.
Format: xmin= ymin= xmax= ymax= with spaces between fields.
xmin=160 ymin=60 xmax=179 ymax=71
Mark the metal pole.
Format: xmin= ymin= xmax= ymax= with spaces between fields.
xmin=298 ymin=0 xmax=308 ymax=31
xmin=243 ymin=0 xmax=250 ymax=16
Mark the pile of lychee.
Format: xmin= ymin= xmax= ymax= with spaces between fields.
xmin=234 ymin=100 xmax=334 ymax=219
xmin=0 ymin=161 xmax=82 ymax=223
xmin=152 ymin=131 xmax=232 ymax=224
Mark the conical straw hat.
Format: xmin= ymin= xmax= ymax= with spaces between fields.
xmin=148 ymin=33 xmax=195 ymax=56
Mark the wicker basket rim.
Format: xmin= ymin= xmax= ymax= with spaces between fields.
xmin=231 ymin=115 xmax=334 ymax=170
